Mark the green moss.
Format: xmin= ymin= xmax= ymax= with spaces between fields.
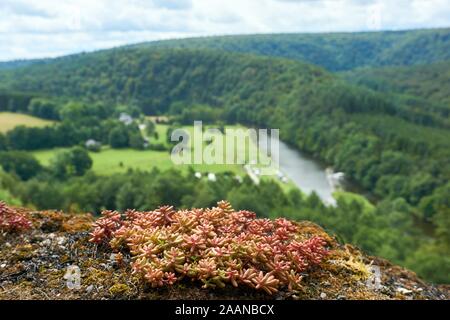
xmin=109 ymin=283 xmax=130 ymax=296
xmin=13 ymin=244 xmax=35 ymax=261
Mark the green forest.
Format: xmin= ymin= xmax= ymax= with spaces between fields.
xmin=138 ymin=28 xmax=450 ymax=71
xmin=0 ymin=29 xmax=448 ymax=284
xmin=343 ymin=60 xmax=450 ymax=106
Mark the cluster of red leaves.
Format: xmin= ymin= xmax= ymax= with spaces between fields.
xmin=0 ymin=201 xmax=32 ymax=233
xmin=90 ymin=201 xmax=328 ymax=295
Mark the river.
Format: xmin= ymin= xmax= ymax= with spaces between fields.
xmin=258 ymin=135 xmax=338 ymax=206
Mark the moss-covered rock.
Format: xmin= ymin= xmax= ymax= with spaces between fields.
xmin=0 ymin=205 xmax=448 ymax=300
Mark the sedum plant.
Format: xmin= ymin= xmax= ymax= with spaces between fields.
xmin=0 ymin=201 xmax=32 ymax=233
xmin=90 ymin=201 xmax=328 ymax=295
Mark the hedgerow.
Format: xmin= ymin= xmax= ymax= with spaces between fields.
xmin=90 ymin=201 xmax=328 ymax=294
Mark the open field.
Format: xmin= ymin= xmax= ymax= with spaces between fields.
xmin=33 ymin=124 xmax=293 ymax=185
xmin=33 ymin=147 xmax=247 ymax=176
xmin=0 ymin=112 xmax=55 ymax=133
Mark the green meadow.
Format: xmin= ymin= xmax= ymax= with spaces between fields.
xmin=33 ymin=146 xmax=251 ymax=176
xmin=0 ymin=112 xmax=55 ymax=133
xmin=32 ymin=124 xmax=281 ymax=177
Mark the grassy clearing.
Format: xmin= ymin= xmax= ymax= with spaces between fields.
xmin=34 ymin=147 xmax=173 ymax=175
xmin=170 ymin=124 xmax=282 ymax=178
xmin=0 ymin=112 xmax=55 ymax=133
xmin=33 ymin=147 xmax=248 ymax=176
xmin=32 ymin=124 xmax=288 ymax=180
xmin=153 ymin=124 xmax=170 ymax=146
xmin=31 ymin=122 xmax=346 ymax=200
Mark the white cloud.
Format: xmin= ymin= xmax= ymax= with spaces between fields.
xmin=0 ymin=0 xmax=449 ymax=61
xmin=152 ymin=0 xmax=193 ymax=10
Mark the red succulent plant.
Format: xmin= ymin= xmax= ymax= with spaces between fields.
xmin=89 ymin=201 xmax=328 ymax=295
xmin=0 ymin=201 xmax=32 ymax=233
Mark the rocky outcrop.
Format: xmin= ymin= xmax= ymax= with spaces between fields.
xmin=0 ymin=204 xmax=448 ymax=300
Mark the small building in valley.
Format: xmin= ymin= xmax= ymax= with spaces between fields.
xmin=119 ymin=113 xmax=133 ymax=125
xmin=85 ymin=139 xmax=101 ymax=151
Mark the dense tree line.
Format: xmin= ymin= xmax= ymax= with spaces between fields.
xmin=0 ymin=92 xmax=61 ymax=120
xmin=0 ymin=99 xmax=147 ymax=151
xmin=0 ymin=151 xmax=42 ymax=180
xmin=0 ymin=91 xmax=36 ymax=113
xmin=0 ymin=147 xmax=91 ymax=181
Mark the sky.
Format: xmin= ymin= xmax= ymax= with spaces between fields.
xmin=1 ymin=0 xmax=449 ymax=61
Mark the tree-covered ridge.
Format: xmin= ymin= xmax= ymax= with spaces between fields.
xmin=343 ymin=60 xmax=450 ymax=106
xmin=0 ymin=47 xmax=446 ymax=126
xmin=136 ymin=28 xmax=450 ymax=71
xmin=0 ymin=58 xmax=52 ymax=71
xmin=2 ymin=28 xmax=449 ymax=73
xmin=0 ymin=48 xmax=334 ymax=114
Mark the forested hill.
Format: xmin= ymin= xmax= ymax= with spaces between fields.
xmin=0 ymin=59 xmax=52 ymax=71
xmin=135 ymin=28 xmax=450 ymax=71
xmin=0 ymin=47 xmax=447 ymax=129
xmin=2 ymin=28 xmax=449 ymax=73
xmin=0 ymin=47 xmax=448 ymax=211
xmin=0 ymin=48 xmax=339 ymax=116
xmin=343 ymin=60 xmax=450 ymax=106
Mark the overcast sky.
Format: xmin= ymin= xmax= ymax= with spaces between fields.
xmin=1 ymin=0 xmax=449 ymax=61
